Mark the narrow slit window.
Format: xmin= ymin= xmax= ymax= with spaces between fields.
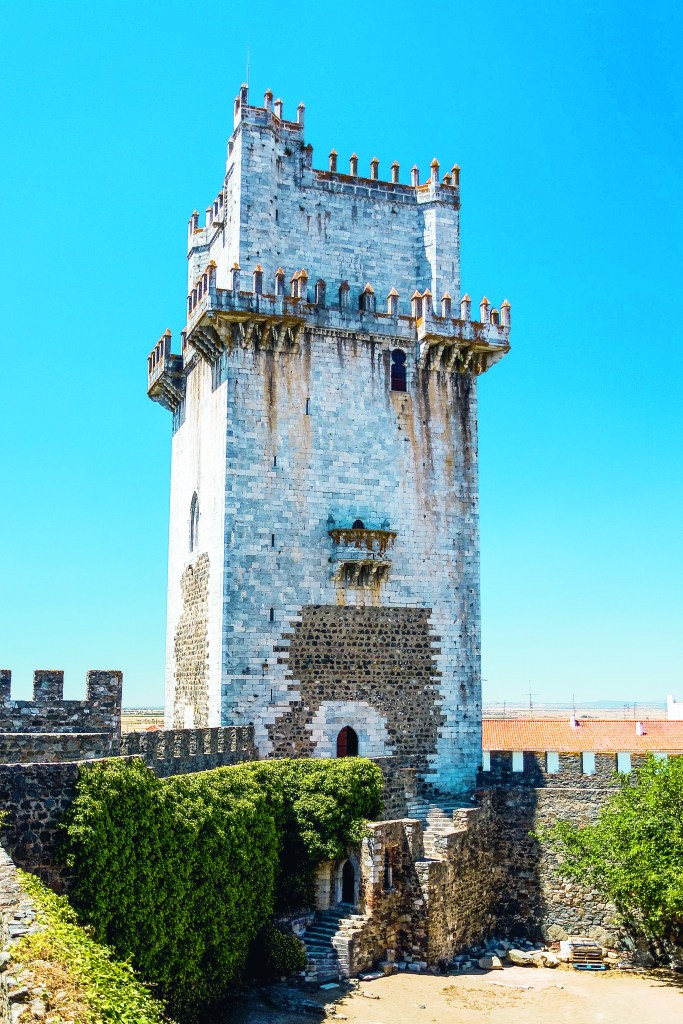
xmin=269 ymin=608 xmax=275 ymax=622
xmin=271 ymin=534 xmax=275 ymax=548
xmin=189 ymin=492 xmax=199 ymax=552
xmin=305 ymin=398 xmax=310 ymax=415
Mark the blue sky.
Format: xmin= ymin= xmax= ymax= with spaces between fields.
xmin=0 ymin=1 xmax=681 ymax=707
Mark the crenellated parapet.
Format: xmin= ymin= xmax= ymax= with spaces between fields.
xmin=0 ymin=669 xmax=121 ymax=735
xmin=147 ymin=263 xmax=510 ymax=409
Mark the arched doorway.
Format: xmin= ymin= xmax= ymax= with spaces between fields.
xmin=341 ymin=860 xmax=355 ymax=904
xmin=336 ymin=726 xmax=359 ymax=757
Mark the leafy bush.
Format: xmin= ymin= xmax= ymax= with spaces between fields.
xmin=538 ymin=754 xmax=683 ymax=951
xmin=12 ymin=870 xmax=169 ymax=1024
xmin=252 ymin=924 xmax=308 ymax=978
xmin=62 ymin=756 xmax=382 ymax=1017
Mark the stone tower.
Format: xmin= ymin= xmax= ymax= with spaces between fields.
xmin=148 ymin=84 xmax=510 ymax=796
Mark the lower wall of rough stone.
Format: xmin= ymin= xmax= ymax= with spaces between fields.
xmin=0 ymin=731 xmax=259 ymax=888
xmin=482 ymin=781 xmax=624 ymax=945
xmin=344 ymin=801 xmax=501 ymax=973
xmin=419 ymin=801 xmax=501 ymax=962
xmin=0 ymin=733 xmax=115 ymax=764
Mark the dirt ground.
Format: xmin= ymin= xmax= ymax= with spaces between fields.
xmin=220 ymin=966 xmax=683 ymax=1024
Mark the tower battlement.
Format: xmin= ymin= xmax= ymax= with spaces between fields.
xmin=181 ymin=84 xmax=469 ymax=322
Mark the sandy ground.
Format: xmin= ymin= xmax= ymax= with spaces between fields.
xmin=220 ymin=967 xmax=683 ymax=1024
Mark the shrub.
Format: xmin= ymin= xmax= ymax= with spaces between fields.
xmin=252 ymin=924 xmax=308 ymax=978
xmin=12 ymin=871 xmax=169 ymax=1024
xmin=62 ymin=756 xmax=383 ymax=1017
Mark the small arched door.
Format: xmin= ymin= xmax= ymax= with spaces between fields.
xmin=336 ymin=726 xmax=359 ymax=758
xmin=341 ymin=860 xmax=355 ymax=904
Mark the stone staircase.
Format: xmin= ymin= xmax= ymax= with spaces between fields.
xmin=407 ymin=799 xmax=466 ymax=859
xmin=301 ymin=904 xmax=367 ymax=982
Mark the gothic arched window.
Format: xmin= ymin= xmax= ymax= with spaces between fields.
xmin=336 ymin=726 xmax=359 ymax=757
xmin=189 ymin=492 xmax=199 ymax=552
xmin=391 ymin=349 xmax=407 ymax=392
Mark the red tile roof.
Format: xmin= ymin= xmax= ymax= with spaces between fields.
xmin=482 ymin=719 xmax=683 ymax=753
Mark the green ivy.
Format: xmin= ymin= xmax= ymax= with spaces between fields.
xmin=62 ymin=756 xmax=382 ymax=1018
xmin=13 ymin=871 xmax=170 ymax=1023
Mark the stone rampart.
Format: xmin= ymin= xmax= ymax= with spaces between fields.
xmin=0 ymin=733 xmax=116 ymax=764
xmin=478 ymin=751 xmax=647 ymax=945
xmin=0 ymin=727 xmax=258 ymax=886
xmin=120 ymin=725 xmax=257 ymax=776
xmin=0 ymin=670 xmax=121 ymax=739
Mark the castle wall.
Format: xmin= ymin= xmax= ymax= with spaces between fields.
xmin=478 ymin=752 xmax=653 ymax=945
xmin=0 ymin=671 xmax=121 ymax=737
xmin=120 ymin=724 xmax=257 ymax=777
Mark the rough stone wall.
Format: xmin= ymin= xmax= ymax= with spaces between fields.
xmin=479 ymin=752 xmax=654 ymax=945
xmin=372 ymin=756 xmax=417 ymax=819
xmin=268 ymin=607 xmax=443 ymax=773
xmin=417 ymin=803 xmax=500 ymax=963
xmin=0 ymin=730 xmax=258 ymax=884
xmin=172 ymin=553 xmax=211 ymax=728
xmin=340 ymin=803 xmax=500 ymax=973
xmin=0 ymin=670 xmax=121 ymax=737
xmin=0 ymin=733 xmax=115 ymax=763
xmin=0 ymin=762 xmax=82 ymax=887
xmin=0 ymin=846 xmax=40 ymax=1023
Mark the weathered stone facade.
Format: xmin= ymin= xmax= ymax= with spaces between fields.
xmin=149 ymin=84 xmax=510 ymax=796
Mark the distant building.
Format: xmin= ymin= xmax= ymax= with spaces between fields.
xmin=482 ymin=717 xmax=683 ymax=774
xmin=667 ymin=694 xmax=683 ymax=720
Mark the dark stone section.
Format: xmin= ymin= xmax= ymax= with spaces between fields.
xmin=0 ymin=733 xmax=115 ymax=764
xmin=477 ymin=752 xmax=654 ymax=945
xmin=270 ymin=606 xmax=443 ymax=769
xmin=173 ymin=554 xmax=210 ymax=727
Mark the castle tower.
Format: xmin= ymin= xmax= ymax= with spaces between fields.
xmin=148 ymin=85 xmax=510 ymax=796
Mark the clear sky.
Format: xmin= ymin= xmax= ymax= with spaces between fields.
xmin=0 ymin=1 xmax=681 ymax=708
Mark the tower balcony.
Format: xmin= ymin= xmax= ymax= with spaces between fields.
xmin=416 ymin=304 xmax=510 ymax=375
xmin=147 ymin=331 xmax=184 ymax=412
xmin=328 ymin=527 xmax=397 ymax=588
